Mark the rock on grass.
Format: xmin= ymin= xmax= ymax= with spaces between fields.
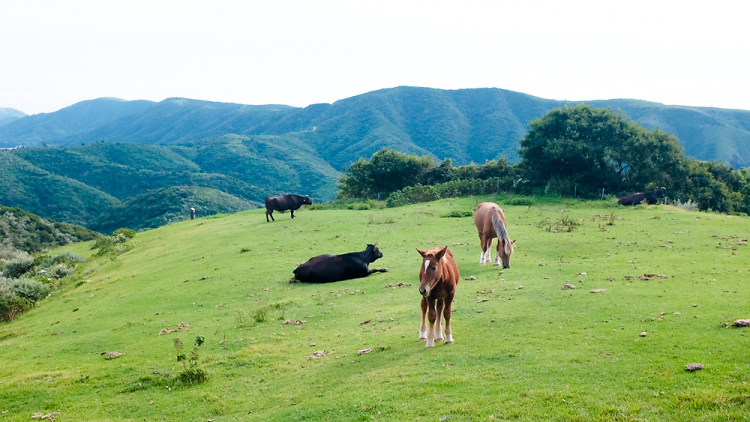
xmin=685 ymin=363 xmax=704 ymax=371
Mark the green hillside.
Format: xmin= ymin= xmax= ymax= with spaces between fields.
xmin=0 ymin=205 xmax=99 ymax=253
xmin=1 ymin=196 xmax=748 ymax=421
xmin=0 ymin=151 xmax=120 ymax=225
xmin=88 ymin=186 xmax=259 ymax=234
xmin=0 ymin=98 xmax=154 ymax=148
xmin=168 ymin=134 xmax=340 ymax=201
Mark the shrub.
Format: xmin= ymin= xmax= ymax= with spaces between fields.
xmin=506 ymin=197 xmax=535 ymax=206
xmin=1 ymin=255 xmax=35 ymax=278
xmin=440 ymin=210 xmax=474 ymax=218
xmin=1 ymin=277 xmax=51 ymax=301
xmin=112 ymin=228 xmax=136 ymax=239
xmin=0 ymin=294 xmax=34 ymax=323
xmin=48 ymin=264 xmax=75 ymax=279
xmin=41 ymin=252 xmax=86 ymax=269
xmin=174 ymin=336 xmax=208 ymax=384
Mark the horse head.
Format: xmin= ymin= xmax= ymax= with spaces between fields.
xmin=302 ymin=195 xmax=313 ymax=205
xmin=417 ymin=247 xmax=448 ymax=297
xmin=500 ymin=239 xmax=516 ymax=269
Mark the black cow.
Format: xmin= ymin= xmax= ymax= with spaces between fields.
xmin=265 ymin=194 xmax=313 ymax=222
xmin=291 ymin=244 xmax=388 ymax=283
xmin=618 ymin=187 xmax=666 ymax=206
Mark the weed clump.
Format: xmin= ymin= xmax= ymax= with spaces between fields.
xmin=174 ymin=336 xmax=208 ymax=384
xmin=253 ymin=305 xmax=270 ymax=322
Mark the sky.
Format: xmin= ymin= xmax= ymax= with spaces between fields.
xmin=2 ymin=0 xmax=749 ymax=115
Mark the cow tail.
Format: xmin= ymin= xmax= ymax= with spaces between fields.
xmin=491 ymin=209 xmax=513 ymax=256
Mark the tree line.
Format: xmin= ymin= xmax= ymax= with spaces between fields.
xmin=337 ymin=104 xmax=750 ymax=214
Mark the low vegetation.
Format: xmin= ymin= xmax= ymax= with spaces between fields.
xmin=1 ymin=196 xmax=748 ymax=421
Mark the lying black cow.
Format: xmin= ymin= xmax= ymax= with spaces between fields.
xmin=291 ymin=244 xmax=388 ymax=283
xmin=265 ymin=194 xmax=312 ymax=222
xmin=618 ymin=187 xmax=666 ymax=206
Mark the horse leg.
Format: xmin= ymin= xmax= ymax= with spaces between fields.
xmin=425 ymin=298 xmax=437 ymax=348
xmin=443 ymin=295 xmax=454 ymax=344
xmin=268 ymin=210 xmax=275 ymax=222
xmin=435 ymin=299 xmax=444 ymax=341
xmin=479 ymin=234 xmax=487 ymax=265
xmin=494 ymin=239 xmax=502 ymax=266
xmin=291 ymin=209 xmax=295 ymax=219
xmin=485 ymin=238 xmax=493 ymax=264
xmin=419 ymin=297 xmax=428 ymax=340
xmin=266 ymin=209 xmax=270 ymax=222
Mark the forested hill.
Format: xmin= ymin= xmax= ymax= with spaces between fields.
xmin=0 ymin=107 xmax=26 ymax=128
xmin=0 ymin=98 xmax=154 ymax=147
xmin=3 ymin=87 xmax=750 ymax=168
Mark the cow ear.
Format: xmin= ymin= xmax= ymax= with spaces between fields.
xmin=416 ymin=248 xmax=427 ymax=257
xmin=434 ymin=246 xmax=448 ymax=261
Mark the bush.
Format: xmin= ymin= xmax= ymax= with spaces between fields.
xmin=0 ymin=294 xmax=34 ymax=323
xmin=48 ymin=264 xmax=75 ymax=279
xmin=1 ymin=255 xmax=35 ymax=278
xmin=112 ymin=228 xmax=136 ymax=239
xmin=506 ymin=197 xmax=535 ymax=206
xmin=1 ymin=277 xmax=51 ymax=301
xmin=41 ymin=252 xmax=85 ymax=269
xmin=386 ymin=177 xmax=518 ymax=208
xmin=441 ymin=210 xmax=474 ymax=218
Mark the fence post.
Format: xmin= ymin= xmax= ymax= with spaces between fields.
xmin=190 ymin=208 xmax=196 ymax=220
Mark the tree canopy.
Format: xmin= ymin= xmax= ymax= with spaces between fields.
xmin=517 ymin=104 xmax=686 ymax=196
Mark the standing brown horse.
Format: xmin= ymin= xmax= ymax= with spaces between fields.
xmin=416 ymin=246 xmax=460 ymax=348
xmin=474 ymin=202 xmax=515 ymax=268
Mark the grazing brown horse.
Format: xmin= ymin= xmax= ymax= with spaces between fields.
xmin=474 ymin=202 xmax=515 ymax=268
xmin=416 ymin=246 xmax=459 ymax=348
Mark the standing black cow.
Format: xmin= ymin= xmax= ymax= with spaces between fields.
xmin=265 ymin=194 xmax=313 ymax=222
xmin=291 ymin=244 xmax=388 ymax=283
xmin=618 ymin=187 xmax=666 ymax=206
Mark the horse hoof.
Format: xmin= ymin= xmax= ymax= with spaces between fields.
xmin=419 ymin=337 xmax=427 ymax=341
xmin=493 ymin=263 xmax=501 ymax=266
xmin=444 ymin=340 xmax=453 ymax=344
xmin=383 ymin=268 xmax=389 ymax=272
xmin=425 ymin=343 xmax=435 ymax=349
xmin=479 ymin=262 xmax=486 ymax=266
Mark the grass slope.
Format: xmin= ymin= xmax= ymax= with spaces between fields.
xmin=88 ymin=186 xmax=259 ymax=234
xmin=1 ymin=196 xmax=749 ymax=421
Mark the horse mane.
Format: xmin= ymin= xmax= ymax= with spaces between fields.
xmin=491 ymin=209 xmax=513 ymax=256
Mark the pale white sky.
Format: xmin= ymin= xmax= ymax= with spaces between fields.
xmin=2 ymin=0 xmax=749 ymax=115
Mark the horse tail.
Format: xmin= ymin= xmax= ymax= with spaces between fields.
xmin=491 ymin=208 xmax=513 ymax=256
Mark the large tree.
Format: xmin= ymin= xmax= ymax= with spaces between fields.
xmin=517 ymin=104 xmax=687 ymax=196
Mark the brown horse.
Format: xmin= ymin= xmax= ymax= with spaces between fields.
xmin=474 ymin=202 xmax=515 ymax=268
xmin=416 ymin=246 xmax=460 ymax=348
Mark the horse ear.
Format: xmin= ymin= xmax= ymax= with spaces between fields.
xmin=416 ymin=248 xmax=427 ymax=257
xmin=511 ymin=239 xmax=516 ymax=244
xmin=434 ymin=246 xmax=448 ymax=261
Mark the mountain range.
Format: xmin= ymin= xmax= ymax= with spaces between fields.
xmin=2 ymin=86 xmax=750 ymax=231
xmin=3 ymin=87 xmax=750 ymax=168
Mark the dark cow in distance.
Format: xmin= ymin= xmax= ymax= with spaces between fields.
xmin=291 ymin=244 xmax=388 ymax=283
xmin=618 ymin=187 xmax=666 ymax=206
xmin=265 ymin=194 xmax=312 ymax=222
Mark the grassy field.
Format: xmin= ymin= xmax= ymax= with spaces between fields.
xmin=1 ymin=195 xmax=749 ymax=421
